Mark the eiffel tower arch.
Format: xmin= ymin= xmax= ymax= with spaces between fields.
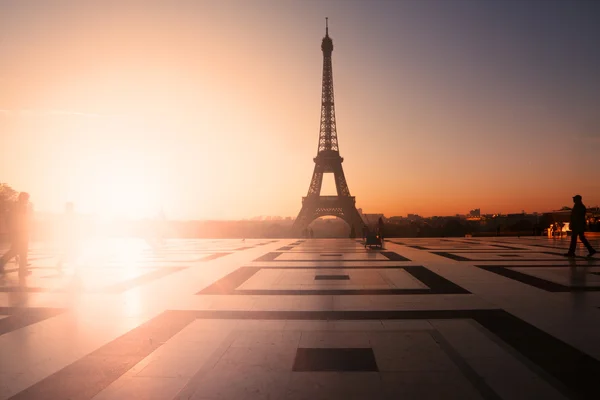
xmin=292 ymin=19 xmax=365 ymax=237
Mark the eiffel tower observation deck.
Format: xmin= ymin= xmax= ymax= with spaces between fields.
xmin=292 ymin=19 xmax=365 ymax=236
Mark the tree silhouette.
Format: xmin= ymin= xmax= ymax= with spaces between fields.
xmin=0 ymin=183 xmax=18 ymax=213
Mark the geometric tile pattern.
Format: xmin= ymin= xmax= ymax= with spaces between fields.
xmin=1 ymin=236 xmax=600 ymax=399
xmin=197 ymin=265 xmax=470 ymax=295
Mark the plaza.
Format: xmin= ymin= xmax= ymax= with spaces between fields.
xmin=1 ymin=236 xmax=599 ymax=399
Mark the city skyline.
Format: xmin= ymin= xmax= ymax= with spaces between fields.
xmin=1 ymin=1 xmax=599 ymax=220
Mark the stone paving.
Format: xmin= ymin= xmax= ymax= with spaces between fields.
xmin=1 ymin=236 xmax=600 ymax=399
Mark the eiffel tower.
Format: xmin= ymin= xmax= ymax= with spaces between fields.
xmin=292 ymin=19 xmax=365 ymax=236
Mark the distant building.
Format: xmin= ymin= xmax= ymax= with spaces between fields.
xmin=407 ymin=214 xmax=421 ymax=221
xmin=469 ymin=208 xmax=481 ymax=218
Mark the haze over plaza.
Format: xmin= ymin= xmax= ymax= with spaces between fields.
xmin=1 ymin=0 xmax=599 ymax=220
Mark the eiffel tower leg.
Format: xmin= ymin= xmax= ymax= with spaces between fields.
xmin=292 ymin=164 xmax=325 ymax=236
xmin=291 ymin=199 xmax=315 ymax=236
xmin=341 ymin=200 xmax=365 ymax=236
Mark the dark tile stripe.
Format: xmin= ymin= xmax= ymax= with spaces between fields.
xmin=381 ymin=251 xmax=411 ymax=261
xmin=448 ymin=250 xmax=539 ymax=253
xmin=0 ymin=307 xmax=64 ymax=336
xmin=9 ymin=310 xmax=196 ymax=400
xmin=277 ymin=246 xmax=293 ymax=251
xmin=475 ymin=264 xmax=598 ymax=268
xmin=252 ymin=265 xmax=422 ymax=269
xmin=0 ymin=286 xmax=47 ymax=293
xmin=492 ymin=244 xmax=526 ymax=250
xmin=253 ymin=252 xmax=282 ymax=261
xmin=314 ymin=275 xmax=350 ymax=280
xmin=269 ymin=250 xmax=376 ymax=253
xmin=476 ymin=265 xmax=599 ymax=292
xmin=255 ymin=259 xmax=406 ymax=262
xmin=293 ymin=348 xmax=378 ymax=372
xmin=198 ymin=267 xmax=261 ymax=294
xmin=408 ymin=245 xmax=428 ymax=250
xmin=404 ymin=266 xmax=471 ymax=294
xmin=433 ymin=252 xmax=574 ymax=262
xmin=432 ymin=252 xmax=471 ymax=261
xmin=474 ymin=309 xmax=598 ymax=400
xmin=234 ymin=247 xmax=254 ymax=251
xmin=237 ymin=288 xmax=432 ymax=295
xmin=197 ymin=252 xmax=231 ymax=262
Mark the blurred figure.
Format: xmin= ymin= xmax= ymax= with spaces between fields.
xmin=56 ymin=202 xmax=78 ymax=270
xmin=378 ymin=217 xmax=385 ymax=241
xmin=564 ymin=195 xmax=596 ymax=258
xmin=0 ymin=192 xmax=31 ymax=275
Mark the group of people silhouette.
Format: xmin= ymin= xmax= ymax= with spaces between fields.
xmin=0 ymin=192 xmax=31 ymax=275
xmin=301 ymin=227 xmax=314 ymax=239
xmin=1 ymin=193 xmax=78 ymax=276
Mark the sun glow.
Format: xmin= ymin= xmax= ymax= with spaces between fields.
xmin=62 ymin=135 xmax=166 ymax=220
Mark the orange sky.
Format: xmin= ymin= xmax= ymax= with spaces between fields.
xmin=1 ymin=1 xmax=599 ymax=220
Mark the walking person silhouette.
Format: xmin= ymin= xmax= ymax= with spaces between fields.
xmin=564 ymin=195 xmax=596 ymax=258
xmin=0 ymin=192 xmax=31 ymax=275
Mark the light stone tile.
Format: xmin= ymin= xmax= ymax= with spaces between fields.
xmin=189 ymin=366 xmax=290 ymax=400
xmin=237 ymin=319 xmax=287 ymax=331
xmin=283 ymin=320 xmax=335 ymax=331
xmin=208 ymin=296 xmax=255 ymax=311
xmin=382 ymin=319 xmax=434 ymax=331
xmin=92 ymin=376 xmax=190 ymax=400
xmin=380 ymin=371 xmax=484 ymax=400
xmin=286 ymin=372 xmax=382 ymax=400
xmin=369 ymin=331 xmax=457 ymax=372
xmin=135 ymin=352 xmax=213 ymax=378
xmin=330 ymin=320 xmax=385 ymax=331
xmin=231 ymin=330 xmax=301 ymax=348
xmin=299 ymin=331 xmax=370 ymax=348
xmin=216 ymin=344 xmax=297 ymax=371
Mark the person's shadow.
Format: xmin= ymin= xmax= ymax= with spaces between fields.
xmin=7 ymin=275 xmax=30 ymax=307
xmin=569 ymin=258 xmax=587 ymax=287
xmin=568 ymin=257 xmax=598 ymax=309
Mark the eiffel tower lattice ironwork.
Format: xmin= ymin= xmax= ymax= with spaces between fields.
xmin=292 ymin=19 xmax=365 ymax=236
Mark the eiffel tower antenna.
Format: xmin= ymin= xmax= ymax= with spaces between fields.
xmin=292 ymin=23 xmax=364 ymax=237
